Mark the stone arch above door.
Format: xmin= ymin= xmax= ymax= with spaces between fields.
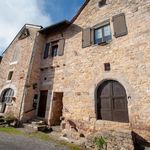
xmin=95 ymin=80 xmax=129 ymax=123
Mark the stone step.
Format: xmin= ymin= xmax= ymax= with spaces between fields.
xmin=0 ymin=118 xmax=5 ymax=123
xmin=51 ymin=126 xmax=61 ymax=132
xmin=31 ymin=120 xmax=45 ymax=126
xmin=0 ymin=115 xmax=4 ymax=119
xmin=23 ymin=123 xmax=47 ymax=132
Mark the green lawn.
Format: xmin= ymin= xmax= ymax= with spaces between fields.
xmin=0 ymin=127 xmax=81 ymax=150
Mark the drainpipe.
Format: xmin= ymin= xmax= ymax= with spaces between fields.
xmin=17 ymin=31 xmax=39 ymax=127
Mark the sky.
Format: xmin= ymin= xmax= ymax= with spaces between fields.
xmin=0 ymin=0 xmax=85 ymax=55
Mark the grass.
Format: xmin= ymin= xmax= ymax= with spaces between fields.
xmin=0 ymin=127 xmax=81 ymax=150
xmin=0 ymin=127 xmax=22 ymax=135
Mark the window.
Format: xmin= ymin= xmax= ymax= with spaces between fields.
xmin=11 ymin=48 xmax=19 ymax=63
xmin=0 ymin=56 xmax=2 ymax=63
xmin=7 ymin=71 xmax=13 ymax=81
xmin=43 ymin=43 xmax=50 ymax=59
xmin=98 ymin=0 xmax=106 ymax=7
xmin=94 ymin=24 xmax=112 ymax=44
xmin=104 ymin=63 xmax=111 ymax=71
xmin=1 ymin=88 xmax=14 ymax=103
xmin=51 ymin=45 xmax=58 ymax=57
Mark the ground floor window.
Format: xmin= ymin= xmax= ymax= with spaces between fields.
xmin=96 ymin=80 xmax=129 ymax=123
xmin=1 ymin=88 xmax=14 ymax=103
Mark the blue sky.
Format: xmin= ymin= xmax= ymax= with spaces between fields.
xmin=42 ymin=0 xmax=85 ymax=23
xmin=0 ymin=0 xmax=85 ymax=54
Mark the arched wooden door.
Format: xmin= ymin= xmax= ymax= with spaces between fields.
xmin=96 ymin=80 xmax=129 ymax=123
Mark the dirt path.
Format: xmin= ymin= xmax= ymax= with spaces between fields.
xmin=0 ymin=132 xmax=68 ymax=150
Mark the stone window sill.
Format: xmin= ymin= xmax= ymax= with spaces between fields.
xmin=0 ymin=103 xmax=13 ymax=106
xmin=10 ymin=61 xmax=18 ymax=65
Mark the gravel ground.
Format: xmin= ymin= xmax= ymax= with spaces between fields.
xmin=0 ymin=132 xmax=68 ymax=150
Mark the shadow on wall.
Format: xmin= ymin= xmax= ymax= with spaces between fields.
xmin=132 ymin=131 xmax=150 ymax=150
xmin=0 ymin=56 xmax=2 ymax=63
xmin=65 ymin=24 xmax=83 ymax=39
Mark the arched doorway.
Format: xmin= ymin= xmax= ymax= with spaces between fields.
xmin=96 ymin=80 xmax=129 ymax=123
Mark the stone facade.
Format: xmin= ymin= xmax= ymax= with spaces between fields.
xmin=62 ymin=0 xmax=150 ymax=142
xmin=0 ymin=25 xmax=41 ymax=118
xmin=0 ymin=0 xmax=150 ymax=147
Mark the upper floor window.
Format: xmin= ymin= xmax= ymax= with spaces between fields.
xmin=43 ymin=43 xmax=50 ymax=59
xmin=43 ymin=39 xmax=65 ymax=59
xmin=7 ymin=71 xmax=13 ymax=81
xmin=82 ymin=13 xmax=128 ymax=48
xmin=98 ymin=0 xmax=106 ymax=7
xmin=94 ymin=24 xmax=112 ymax=44
xmin=11 ymin=47 xmax=19 ymax=63
xmin=51 ymin=43 xmax=58 ymax=57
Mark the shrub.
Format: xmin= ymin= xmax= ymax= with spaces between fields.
xmin=93 ymin=136 xmax=107 ymax=150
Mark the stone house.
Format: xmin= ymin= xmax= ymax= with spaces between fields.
xmin=0 ymin=0 xmax=149 ymax=144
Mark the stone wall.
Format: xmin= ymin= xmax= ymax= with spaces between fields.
xmin=38 ymin=32 xmax=67 ymax=124
xmin=0 ymin=25 xmax=40 ymax=119
xmin=22 ymin=32 xmax=45 ymax=121
xmin=62 ymin=0 xmax=150 ymax=141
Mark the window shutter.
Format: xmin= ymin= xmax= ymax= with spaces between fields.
xmin=58 ymin=39 xmax=65 ymax=56
xmin=112 ymin=13 xmax=128 ymax=38
xmin=91 ymin=28 xmax=94 ymax=45
xmin=82 ymin=28 xmax=91 ymax=48
xmin=43 ymin=43 xmax=50 ymax=59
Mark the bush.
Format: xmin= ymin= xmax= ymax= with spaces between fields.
xmin=93 ymin=136 xmax=107 ymax=150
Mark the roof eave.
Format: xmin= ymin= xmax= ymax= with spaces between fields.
xmin=2 ymin=24 xmax=42 ymax=55
xmin=39 ymin=20 xmax=71 ymax=34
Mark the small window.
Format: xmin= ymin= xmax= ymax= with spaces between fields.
xmin=7 ymin=71 xmax=13 ymax=81
xmin=0 ymin=56 xmax=2 ymax=63
xmin=94 ymin=24 xmax=112 ymax=44
xmin=43 ymin=43 xmax=50 ymax=59
xmin=104 ymin=63 xmax=111 ymax=71
xmin=51 ymin=45 xmax=58 ymax=57
xmin=98 ymin=0 xmax=106 ymax=7
xmin=11 ymin=48 xmax=19 ymax=63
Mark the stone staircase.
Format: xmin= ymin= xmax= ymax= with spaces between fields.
xmin=0 ymin=115 xmax=18 ymax=127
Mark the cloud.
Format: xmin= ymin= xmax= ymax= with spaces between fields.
xmin=0 ymin=0 xmax=52 ymax=54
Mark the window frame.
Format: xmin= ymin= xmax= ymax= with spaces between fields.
xmin=93 ymin=23 xmax=112 ymax=45
xmin=51 ymin=44 xmax=58 ymax=57
xmin=51 ymin=41 xmax=59 ymax=57
xmin=7 ymin=71 xmax=13 ymax=81
xmin=1 ymin=88 xmax=14 ymax=103
xmin=43 ymin=43 xmax=50 ymax=59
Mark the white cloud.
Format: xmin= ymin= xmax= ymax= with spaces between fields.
xmin=0 ymin=0 xmax=52 ymax=54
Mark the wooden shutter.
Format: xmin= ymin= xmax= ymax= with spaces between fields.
xmin=43 ymin=43 xmax=50 ymax=59
xmin=58 ymin=39 xmax=65 ymax=56
xmin=112 ymin=13 xmax=128 ymax=38
xmin=82 ymin=28 xmax=91 ymax=48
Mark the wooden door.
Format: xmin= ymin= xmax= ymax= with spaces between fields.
xmin=97 ymin=80 xmax=129 ymax=123
xmin=37 ymin=91 xmax=48 ymax=118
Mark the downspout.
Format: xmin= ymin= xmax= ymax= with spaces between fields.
xmin=17 ymin=31 xmax=39 ymax=126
